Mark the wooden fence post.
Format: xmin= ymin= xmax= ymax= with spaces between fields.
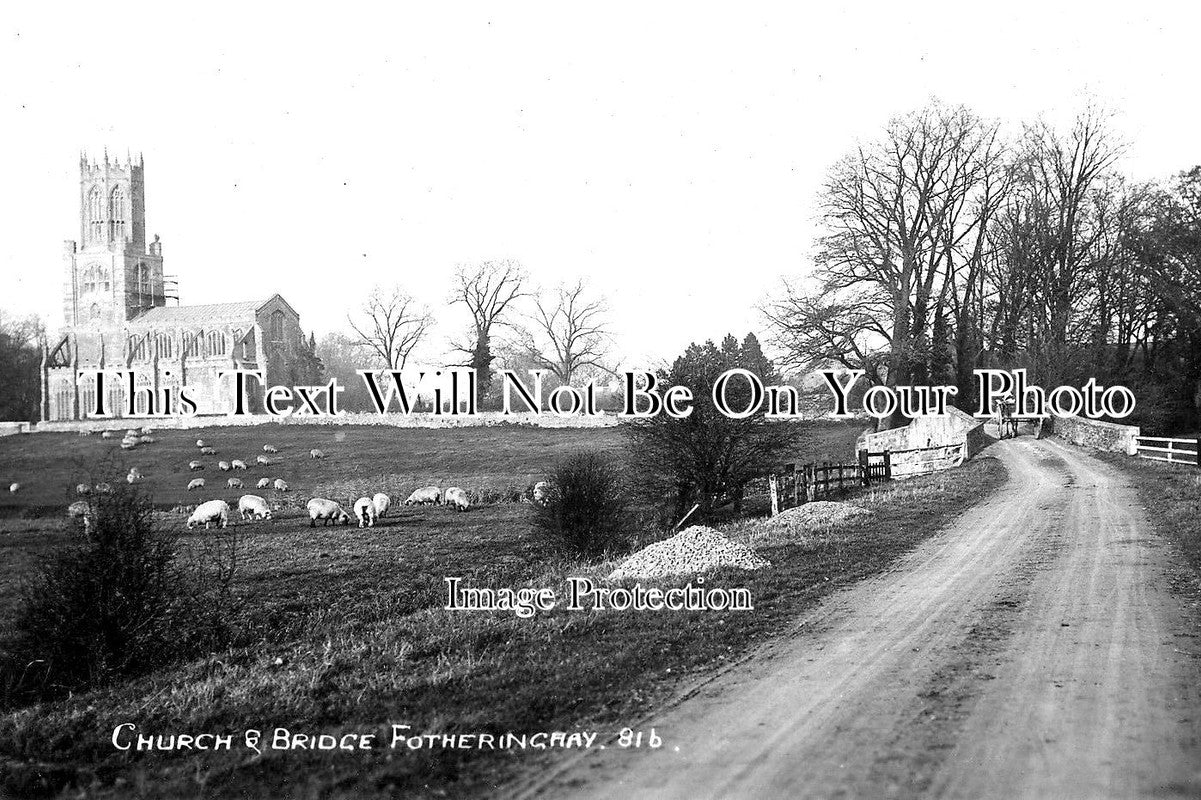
xmin=769 ymin=474 xmax=779 ymax=517
xmin=804 ymin=464 xmax=815 ymax=502
xmin=884 ymin=450 xmax=892 ymax=481
xmin=858 ymin=449 xmax=869 ymax=486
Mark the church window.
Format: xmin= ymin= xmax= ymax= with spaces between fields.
xmin=270 ymin=310 xmax=285 ymax=342
xmin=88 ymin=187 xmax=104 ymax=241
xmin=109 ymin=186 xmax=126 ymax=240
xmin=98 ymin=267 xmax=110 ymax=292
xmin=90 ymin=303 xmax=100 ymax=320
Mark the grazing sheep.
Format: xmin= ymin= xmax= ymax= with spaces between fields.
xmin=404 ymin=486 xmax=442 ymax=506
xmin=76 ymin=483 xmax=92 ymax=496
xmin=189 ymin=460 xmax=204 ymax=471
xmin=67 ymin=500 xmax=92 ymax=534
xmin=100 ymin=430 xmax=113 ymax=439
xmin=94 ymin=482 xmax=112 ymax=494
xmin=309 ymin=448 xmax=325 ymax=459
xmin=187 ymin=478 xmax=206 ymax=491
xmin=238 ymin=494 xmax=272 ymax=521
xmin=231 ymin=459 xmax=248 ymax=470
xmin=129 ymin=467 xmax=144 ymax=479
xmin=353 ymin=497 xmax=377 ymax=528
xmin=445 ymin=487 xmax=471 ymax=512
xmin=307 ymin=497 xmax=351 ymax=527
xmin=533 ymin=481 xmax=551 ymax=507
xmin=227 ymin=477 xmax=244 ymax=489
xmin=125 ymin=473 xmax=139 ymax=484
xmin=8 ymin=483 xmax=19 ymax=494
xmin=200 ymin=446 xmax=216 ymax=455
xmin=120 ymin=441 xmax=137 ymax=450
xmin=256 ymin=477 xmax=271 ymax=489
xmin=196 ymin=439 xmax=206 ymax=448
xmin=263 ymin=445 xmax=278 ymax=454
xmin=372 ymin=492 xmax=391 ymax=518
xmin=218 ymin=461 xmax=231 ymax=471
xmin=139 ymin=435 xmax=156 ymax=444
xmin=273 ymin=479 xmax=289 ymax=492
xmin=125 ymin=429 xmax=139 ymax=437
xmin=141 ymin=426 xmax=154 ymax=435
xmin=187 ymin=499 xmax=230 ymax=530
xmin=255 ymin=455 xmax=271 ymax=466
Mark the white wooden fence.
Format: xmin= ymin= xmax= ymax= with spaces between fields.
xmin=1133 ymin=436 xmax=1200 ymax=467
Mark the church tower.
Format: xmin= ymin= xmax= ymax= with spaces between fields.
xmin=62 ymin=151 xmax=165 ymax=327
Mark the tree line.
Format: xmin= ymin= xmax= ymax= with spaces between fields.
xmin=764 ymin=102 xmax=1201 ymax=433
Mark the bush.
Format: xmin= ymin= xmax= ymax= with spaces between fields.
xmin=2 ymin=482 xmax=238 ymax=706
xmin=533 ymin=451 xmax=630 ymax=558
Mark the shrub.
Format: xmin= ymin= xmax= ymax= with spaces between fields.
xmin=2 ymin=482 xmax=238 ymax=706
xmin=533 ymin=451 xmax=630 ymax=558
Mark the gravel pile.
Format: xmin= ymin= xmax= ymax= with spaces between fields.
xmin=607 ymin=525 xmax=770 ymax=580
xmin=766 ymin=501 xmax=870 ymax=529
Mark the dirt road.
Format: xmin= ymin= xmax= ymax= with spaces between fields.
xmin=520 ymin=437 xmax=1201 ymax=799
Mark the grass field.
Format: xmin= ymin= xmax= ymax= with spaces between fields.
xmin=0 ymin=418 xmax=1006 ymax=799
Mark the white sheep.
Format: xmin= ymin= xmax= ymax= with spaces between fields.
xmin=307 ymin=497 xmax=350 ymax=527
xmin=372 ymin=492 xmax=391 ymax=518
xmin=273 ymin=479 xmax=289 ymax=492
xmin=256 ymin=477 xmax=271 ymax=489
xmin=67 ymin=500 xmax=92 ymax=534
xmin=445 ymin=487 xmax=470 ymax=512
xmin=189 ymin=460 xmax=204 ymax=471
xmin=200 ymin=446 xmax=216 ymax=455
xmin=141 ymin=426 xmax=154 ymax=435
xmin=76 ymin=483 xmax=91 ymax=496
xmin=238 ymin=494 xmax=272 ymax=521
xmin=353 ymin=497 xmax=377 ymax=528
xmin=187 ymin=478 xmax=206 ymax=491
xmin=533 ymin=481 xmax=551 ymax=506
xmin=255 ymin=455 xmax=271 ymax=466
xmin=218 ymin=461 xmax=231 ymax=472
xmin=187 ymin=499 xmax=230 ymax=529
xmin=227 ymin=477 xmax=244 ymax=489
xmin=125 ymin=473 xmax=139 ymax=484
xmin=94 ymin=482 xmax=112 ymax=494
xmin=139 ymin=435 xmax=156 ymax=444
xmin=125 ymin=429 xmax=139 ymax=437
xmin=263 ymin=445 xmax=278 ymax=453
xmin=129 ymin=467 xmax=143 ymax=479
xmin=8 ymin=482 xmax=19 ymax=494
xmin=196 ymin=439 xmax=206 ymax=448
xmin=404 ymin=486 xmax=442 ymax=506
xmin=309 ymin=448 xmax=325 ymax=459
xmin=231 ymin=459 xmax=248 ymax=470
xmin=120 ymin=441 xmax=137 ymax=450
xmin=100 ymin=430 xmax=113 ymax=439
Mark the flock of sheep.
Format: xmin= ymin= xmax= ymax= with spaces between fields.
xmin=57 ymin=429 xmax=485 ymax=532
xmin=15 ymin=426 xmax=556 ymax=535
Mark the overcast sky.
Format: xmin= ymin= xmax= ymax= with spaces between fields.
xmin=1 ymin=2 xmax=1197 ymax=366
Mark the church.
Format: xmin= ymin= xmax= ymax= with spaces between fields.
xmin=41 ymin=153 xmax=319 ymax=420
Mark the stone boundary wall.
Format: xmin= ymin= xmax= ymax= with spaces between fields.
xmin=30 ymin=411 xmax=622 ymax=433
xmin=0 ymin=422 xmax=31 ymax=437
xmin=1046 ymin=415 xmax=1140 ymax=455
xmin=856 ymin=406 xmax=987 ymax=458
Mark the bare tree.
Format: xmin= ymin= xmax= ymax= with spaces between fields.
xmin=449 ymin=259 xmax=527 ymax=396
xmin=346 ymin=285 xmax=433 ymax=371
xmin=520 ymin=279 xmax=613 ymax=384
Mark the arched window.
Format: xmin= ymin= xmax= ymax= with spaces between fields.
xmin=98 ymin=266 xmax=110 ymax=292
xmin=88 ymin=187 xmax=104 ymax=241
xmin=270 ymin=310 xmax=285 ymax=342
xmin=90 ymin=303 xmax=100 ymax=320
xmin=81 ymin=266 xmax=95 ymax=293
xmin=109 ymin=186 xmax=126 ymax=240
